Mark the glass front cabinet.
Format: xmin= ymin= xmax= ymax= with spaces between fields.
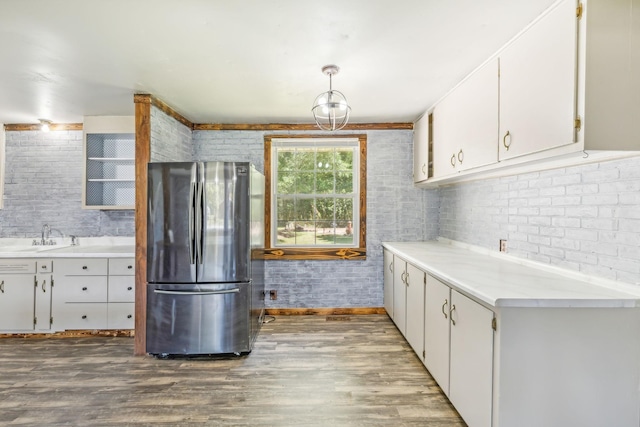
xmin=82 ymin=116 xmax=135 ymax=209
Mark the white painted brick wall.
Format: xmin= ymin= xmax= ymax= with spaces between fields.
xmin=439 ymin=155 xmax=640 ymax=285
xmin=0 ymin=130 xmax=134 ymax=237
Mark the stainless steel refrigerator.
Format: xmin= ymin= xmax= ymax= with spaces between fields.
xmin=146 ymin=161 xmax=265 ymax=357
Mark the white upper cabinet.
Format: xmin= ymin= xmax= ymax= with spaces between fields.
xmin=412 ymin=113 xmax=431 ymax=183
xmin=498 ymin=0 xmax=578 ymax=161
xmin=433 ymin=59 xmax=499 ymax=178
xmin=421 ymin=0 xmax=640 ymax=185
xmin=83 ymin=116 xmax=135 ymax=210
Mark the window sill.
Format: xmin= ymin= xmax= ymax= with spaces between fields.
xmin=258 ymin=247 xmax=366 ymax=260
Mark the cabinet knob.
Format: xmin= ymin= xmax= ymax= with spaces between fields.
xmin=127 ymin=286 xmax=133 ymax=291
xmin=82 ymin=266 xmax=88 ymax=270
xmin=82 ymin=315 xmax=87 ymax=319
xmin=82 ymin=287 xmax=88 ymax=291
xmin=127 ymin=314 xmax=132 ymax=319
xmin=127 ymin=265 xmax=133 ymax=269
xmin=41 ymin=265 xmax=46 ymax=269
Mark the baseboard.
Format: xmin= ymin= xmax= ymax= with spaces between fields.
xmin=0 ymin=329 xmax=135 ymax=339
xmin=264 ymin=307 xmax=386 ymax=316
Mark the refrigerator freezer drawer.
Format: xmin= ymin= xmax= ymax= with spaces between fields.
xmin=146 ymin=282 xmax=252 ymax=356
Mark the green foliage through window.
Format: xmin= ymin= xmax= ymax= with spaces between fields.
xmin=273 ymin=143 xmax=358 ymax=247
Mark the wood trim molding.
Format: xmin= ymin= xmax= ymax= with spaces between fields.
xmin=0 ymin=330 xmax=134 ymax=339
xmin=263 ymin=134 xmax=367 ymax=260
xmin=194 ymin=122 xmax=413 ymax=131
xmin=3 ymin=123 xmax=83 ymax=131
xmin=265 ymin=307 xmax=386 ymax=316
xmin=133 ymin=95 xmax=151 ymax=356
xmin=134 ymin=93 xmax=194 ymax=129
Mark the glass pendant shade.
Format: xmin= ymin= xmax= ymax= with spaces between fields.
xmin=312 ymin=65 xmax=351 ymax=131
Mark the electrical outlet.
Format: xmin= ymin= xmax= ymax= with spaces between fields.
xmin=499 ymin=239 xmax=507 ymax=252
xmin=269 ymin=290 xmax=277 ymax=300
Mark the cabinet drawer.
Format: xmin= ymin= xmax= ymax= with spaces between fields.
xmin=0 ymin=260 xmax=36 ymax=274
xmin=56 ymin=259 xmax=108 ymax=276
xmin=36 ymin=260 xmax=53 ymax=273
xmin=107 ymin=303 xmax=134 ymax=329
xmin=58 ymin=276 xmax=108 ymax=303
xmin=108 ymin=276 xmax=135 ymax=302
xmin=109 ymin=258 xmax=135 ymax=276
xmin=60 ymin=303 xmax=108 ymax=330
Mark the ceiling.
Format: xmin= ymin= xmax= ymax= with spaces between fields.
xmin=0 ymin=0 xmax=558 ymax=126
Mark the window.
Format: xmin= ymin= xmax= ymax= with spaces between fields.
xmin=264 ymin=134 xmax=366 ymax=260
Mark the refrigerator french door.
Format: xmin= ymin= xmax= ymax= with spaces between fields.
xmin=146 ymin=161 xmax=264 ymax=356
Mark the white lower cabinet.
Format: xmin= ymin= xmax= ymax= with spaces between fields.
xmin=404 ymin=263 xmax=425 ymax=358
xmin=55 ymin=257 xmax=135 ymax=330
xmin=383 ymin=249 xmax=394 ymax=318
xmin=392 ymin=255 xmax=407 ymax=335
xmin=425 ymin=275 xmax=494 ymax=427
xmin=0 ymin=259 xmax=55 ymax=332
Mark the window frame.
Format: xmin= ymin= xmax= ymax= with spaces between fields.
xmin=264 ymin=134 xmax=366 ymax=260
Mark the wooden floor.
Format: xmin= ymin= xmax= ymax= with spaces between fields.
xmin=0 ymin=315 xmax=465 ymax=426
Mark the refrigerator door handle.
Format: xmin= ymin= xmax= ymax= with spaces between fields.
xmin=188 ymin=181 xmax=197 ymax=265
xmin=153 ymin=288 xmax=240 ymax=296
xmin=195 ymin=178 xmax=205 ymax=265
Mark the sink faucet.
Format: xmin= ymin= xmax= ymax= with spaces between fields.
xmin=41 ymin=224 xmax=51 ymax=245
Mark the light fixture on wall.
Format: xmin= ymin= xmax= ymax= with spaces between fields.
xmin=311 ymin=64 xmax=351 ymax=131
xmin=39 ymin=119 xmax=52 ymax=132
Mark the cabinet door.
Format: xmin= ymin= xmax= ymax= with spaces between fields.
xmin=383 ymin=249 xmax=394 ymax=318
xmin=424 ymin=274 xmax=451 ymax=394
xmin=405 ymin=263 xmax=425 ymax=358
xmin=498 ymin=0 xmax=578 ymax=160
xmin=108 ymin=275 xmax=135 ymax=303
xmin=392 ymin=256 xmax=407 ymax=335
xmin=0 ymin=275 xmax=34 ymax=331
xmin=451 ymin=58 xmax=499 ymax=171
xmin=34 ymin=274 xmax=53 ymax=331
xmin=107 ymin=303 xmax=134 ymax=329
xmin=431 ymin=95 xmax=459 ymax=178
xmin=413 ymin=113 xmax=430 ymax=183
xmin=449 ymin=289 xmax=494 ymax=427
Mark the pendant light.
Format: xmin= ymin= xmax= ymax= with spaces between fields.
xmin=311 ymin=64 xmax=351 ymax=131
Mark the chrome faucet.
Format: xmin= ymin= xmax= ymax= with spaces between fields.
xmin=41 ymin=224 xmax=51 ymax=245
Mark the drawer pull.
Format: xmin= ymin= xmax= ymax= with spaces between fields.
xmin=82 ymin=266 xmax=88 ymax=270
xmin=82 ymin=287 xmax=88 ymax=291
xmin=127 ymin=314 xmax=132 ymax=319
xmin=441 ymin=299 xmax=448 ymax=319
xmin=127 ymin=265 xmax=133 ymax=269
xmin=41 ymin=265 xmax=47 ymax=269
xmin=450 ymin=304 xmax=456 ymax=326
xmin=127 ymin=287 xmax=133 ymax=291
xmin=82 ymin=315 xmax=87 ymax=319
xmin=42 ymin=280 xmax=47 ymax=293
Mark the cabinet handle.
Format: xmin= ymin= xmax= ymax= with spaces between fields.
xmin=82 ymin=315 xmax=87 ymax=319
xmin=401 ymin=271 xmax=406 ymax=284
xmin=405 ymin=272 xmax=410 ymax=286
xmin=441 ymin=299 xmax=448 ymax=319
xmin=389 ymin=261 xmax=393 ymax=273
xmin=127 ymin=314 xmax=132 ymax=319
xmin=82 ymin=266 xmax=88 ymax=270
xmin=127 ymin=286 xmax=133 ymax=291
xmin=41 ymin=265 xmax=47 ymax=270
xmin=450 ymin=304 xmax=456 ymax=326
xmin=450 ymin=153 xmax=456 ymax=167
xmin=82 ymin=287 xmax=88 ymax=291
xmin=503 ymin=130 xmax=511 ymax=151
xmin=41 ymin=280 xmax=47 ymax=293
xmin=457 ymin=149 xmax=464 ymax=164
xmin=127 ymin=265 xmax=133 ymax=269
xmin=0 ymin=280 xmax=4 ymax=293
xmin=422 ymin=163 xmax=426 ymax=175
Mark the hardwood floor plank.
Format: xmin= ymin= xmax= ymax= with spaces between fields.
xmin=0 ymin=315 xmax=465 ymax=426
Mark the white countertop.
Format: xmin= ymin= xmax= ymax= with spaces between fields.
xmin=0 ymin=237 xmax=135 ymax=258
xmin=383 ymin=240 xmax=640 ymax=309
